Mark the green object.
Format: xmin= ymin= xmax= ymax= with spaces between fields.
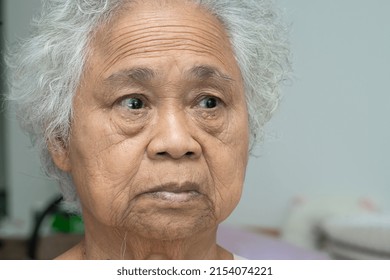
xmin=51 ymin=213 xmax=84 ymax=234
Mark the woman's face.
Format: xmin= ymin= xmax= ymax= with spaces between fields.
xmin=52 ymin=0 xmax=249 ymax=240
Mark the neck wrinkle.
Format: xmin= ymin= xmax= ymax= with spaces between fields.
xmin=82 ymin=221 xmax=224 ymax=260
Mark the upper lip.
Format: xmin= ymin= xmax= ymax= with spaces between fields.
xmin=144 ymin=182 xmax=201 ymax=194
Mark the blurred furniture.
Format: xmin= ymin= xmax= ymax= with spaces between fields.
xmin=320 ymin=214 xmax=390 ymax=259
xmin=280 ymin=196 xmax=379 ymax=250
xmin=217 ymin=224 xmax=328 ymax=260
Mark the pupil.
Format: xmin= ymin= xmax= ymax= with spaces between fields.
xmin=206 ymin=98 xmax=217 ymax=108
xmin=128 ymin=98 xmax=143 ymax=109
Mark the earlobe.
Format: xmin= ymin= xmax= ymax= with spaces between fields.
xmin=48 ymin=140 xmax=72 ymax=172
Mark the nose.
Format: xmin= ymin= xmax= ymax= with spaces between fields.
xmin=146 ymin=109 xmax=202 ymax=160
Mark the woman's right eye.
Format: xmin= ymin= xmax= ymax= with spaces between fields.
xmin=120 ymin=97 xmax=145 ymax=110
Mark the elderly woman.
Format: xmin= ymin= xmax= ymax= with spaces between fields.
xmin=7 ymin=0 xmax=290 ymax=259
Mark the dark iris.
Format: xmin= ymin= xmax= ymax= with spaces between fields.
xmin=123 ymin=97 xmax=144 ymax=110
xmin=200 ymin=97 xmax=218 ymax=109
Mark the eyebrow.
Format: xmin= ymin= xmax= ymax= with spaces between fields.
xmin=103 ymin=65 xmax=234 ymax=89
xmin=187 ymin=65 xmax=234 ymax=83
xmin=105 ymin=67 xmax=156 ymax=85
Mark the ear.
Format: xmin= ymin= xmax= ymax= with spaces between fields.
xmin=48 ymin=139 xmax=72 ymax=172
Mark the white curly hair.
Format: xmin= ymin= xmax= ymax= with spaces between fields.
xmin=6 ymin=0 xmax=291 ymax=208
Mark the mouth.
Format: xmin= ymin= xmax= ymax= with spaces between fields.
xmin=142 ymin=182 xmax=202 ymax=203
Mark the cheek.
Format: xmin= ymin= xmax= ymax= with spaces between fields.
xmin=204 ymin=112 xmax=249 ymax=221
xmin=207 ymin=146 xmax=248 ymax=221
xmin=68 ymin=115 xmax=148 ymax=225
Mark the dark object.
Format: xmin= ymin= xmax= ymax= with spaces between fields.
xmin=27 ymin=196 xmax=63 ymax=259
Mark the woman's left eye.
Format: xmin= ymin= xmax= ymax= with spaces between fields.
xmin=120 ymin=97 xmax=145 ymax=110
xmin=198 ymin=96 xmax=220 ymax=109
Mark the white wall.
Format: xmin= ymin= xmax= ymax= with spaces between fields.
xmin=227 ymin=0 xmax=390 ymax=227
xmin=3 ymin=0 xmax=390 ymax=235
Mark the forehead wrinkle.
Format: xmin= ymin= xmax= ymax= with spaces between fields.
xmin=107 ymin=14 xmax=227 ymax=51
xmin=110 ymin=32 xmax=223 ymax=60
xmin=98 ymin=9 xmax=232 ymax=65
xmin=102 ymin=44 xmax=228 ymax=77
xmin=106 ymin=24 xmax=224 ymax=60
xmin=101 ymin=26 xmax=229 ymax=75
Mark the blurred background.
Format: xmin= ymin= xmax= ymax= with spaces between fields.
xmin=0 ymin=0 xmax=389 ymax=259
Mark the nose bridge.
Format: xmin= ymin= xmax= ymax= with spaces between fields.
xmin=148 ymin=104 xmax=200 ymax=159
xmin=160 ymin=106 xmax=188 ymax=137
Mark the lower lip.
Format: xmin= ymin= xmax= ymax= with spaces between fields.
xmin=148 ymin=191 xmax=200 ymax=202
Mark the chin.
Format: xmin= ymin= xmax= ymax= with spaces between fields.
xmin=121 ymin=206 xmax=217 ymax=241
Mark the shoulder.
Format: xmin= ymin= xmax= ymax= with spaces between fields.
xmin=54 ymin=241 xmax=84 ymax=260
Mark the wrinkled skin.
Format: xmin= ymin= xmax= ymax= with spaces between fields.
xmin=51 ymin=0 xmax=249 ymax=259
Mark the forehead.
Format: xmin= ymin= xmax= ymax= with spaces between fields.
xmin=88 ymin=0 xmax=240 ymax=80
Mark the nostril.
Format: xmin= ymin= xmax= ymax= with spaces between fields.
xmin=155 ymin=151 xmax=195 ymax=158
xmin=185 ymin=151 xmax=195 ymax=157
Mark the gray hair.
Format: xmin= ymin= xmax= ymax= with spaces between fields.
xmin=6 ymin=0 xmax=291 ymax=207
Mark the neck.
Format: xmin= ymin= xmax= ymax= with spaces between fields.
xmin=80 ymin=214 xmax=232 ymax=260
